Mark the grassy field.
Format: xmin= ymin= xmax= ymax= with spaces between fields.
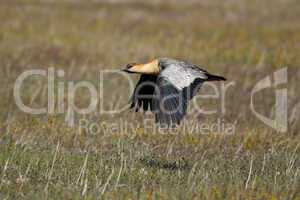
xmin=0 ymin=0 xmax=299 ymax=199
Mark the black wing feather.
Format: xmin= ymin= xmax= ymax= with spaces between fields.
xmin=182 ymin=78 xmax=204 ymax=101
xmin=130 ymin=75 xmax=157 ymax=112
xmin=152 ymin=77 xmax=188 ymax=126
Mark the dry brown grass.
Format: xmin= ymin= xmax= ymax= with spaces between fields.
xmin=0 ymin=0 xmax=299 ymax=199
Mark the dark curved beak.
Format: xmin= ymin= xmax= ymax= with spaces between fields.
xmin=121 ymin=67 xmax=129 ymax=72
xmin=121 ymin=68 xmax=135 ymax=73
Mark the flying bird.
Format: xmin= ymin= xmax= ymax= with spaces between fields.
xmin=122 ymin=58 xmax=226 ymax=126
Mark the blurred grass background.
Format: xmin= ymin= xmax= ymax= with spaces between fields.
xmin=0 ymin=0 xmax=299 ymax=199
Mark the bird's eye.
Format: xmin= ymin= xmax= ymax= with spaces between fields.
xmin=127 ymin=63 xmax=137 ymax=68
xmin=126 ymin=64 xmax=133 ymax=69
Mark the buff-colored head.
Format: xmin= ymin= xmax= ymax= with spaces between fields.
xmin=122 ymin=59 xmax=160 ymax=75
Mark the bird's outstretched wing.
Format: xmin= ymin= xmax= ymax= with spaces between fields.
xmin=153 ymin=63 xmax=208 ymax=125
xmin=152 ymin=72 xmax=203 ymax=125
xmin=152 ymin=77 xmax=188 ymax=125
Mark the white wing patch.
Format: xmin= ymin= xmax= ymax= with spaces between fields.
xmin=160 ymin=64 xmax=207 ymax=90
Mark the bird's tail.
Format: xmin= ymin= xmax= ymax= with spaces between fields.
xmin=206 ymin=73 xmax=226 ymax=81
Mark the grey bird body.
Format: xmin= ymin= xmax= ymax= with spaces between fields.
xmin=123 ymin=57 xmax=226 ymax=126
xmin=159 ymin=58 xmax=209 ymax=90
